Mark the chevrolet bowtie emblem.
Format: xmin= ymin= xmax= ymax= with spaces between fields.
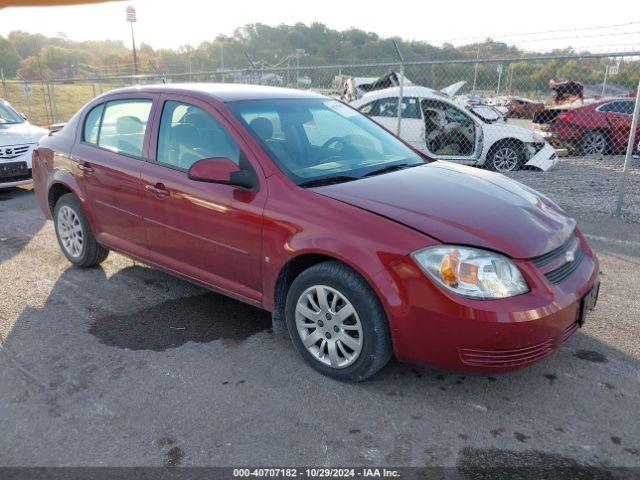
xmin=565 ymin=250 xmax=575 ymax=263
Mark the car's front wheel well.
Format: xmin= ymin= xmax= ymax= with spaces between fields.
xmin=272 ymin=254 xmax=343 ymax=335
xmin=48 ymin=183 xmax=73 ymax=214
xmin=487 ymin=138 xmax=525 ymax=158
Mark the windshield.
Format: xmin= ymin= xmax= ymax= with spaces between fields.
xmin=0 ymin=102 xmax=24 ymax=125
xmin=228 ymin=98 xmax=424 ymax=186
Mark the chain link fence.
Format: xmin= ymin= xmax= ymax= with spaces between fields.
xmin=2 ymin=51 xmax=639 ymax=219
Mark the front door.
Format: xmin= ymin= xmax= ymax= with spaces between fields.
xmin=141 ymin=95 xmax=266 ymax=303
xmin=71 ymin=96 xmax=154 ymax=255
xmin=602 ymin=99 xmax=637 ymax=151
xmin=420 ymin=98 xmax=479 ymax=163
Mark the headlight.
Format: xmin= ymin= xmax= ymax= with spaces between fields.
xmin=412 ymin=246 xmax=529 ymax=299
xmin=531 ymin=133 xmax=546 ymax=143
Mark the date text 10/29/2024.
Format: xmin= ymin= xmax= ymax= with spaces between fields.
xmin=233 ymin=468 xmax=401 ymax=478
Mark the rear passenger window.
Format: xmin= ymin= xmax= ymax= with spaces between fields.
xmin=156 ymin=101 xmax=241 ymax=171
xmin=600 ymin=101 xmax=634 ymax=115
xmin=83 ymin=104 xmax=104 ymax=144
xmin=616 ymin=101 xmax=635 ymax=114
xmin=98 ymin=99 xmax=152 ymax=158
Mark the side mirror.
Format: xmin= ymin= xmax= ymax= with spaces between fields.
xmin=187 ymin=157 xmax=256 ymax=190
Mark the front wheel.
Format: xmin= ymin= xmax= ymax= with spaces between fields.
xmin=486 ymin=141 xmax=525 ymax=172
xmin=285 ymin=261 xmax=392 ymax=381
xmin=53 ymin=193 xmax=109 ymax=267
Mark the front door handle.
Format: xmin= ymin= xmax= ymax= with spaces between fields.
xmin=145 ymin=183 xmax=170 ymax=199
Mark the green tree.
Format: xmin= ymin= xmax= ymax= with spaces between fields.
xmin=0 ymin=36 xmax=21 ymax=76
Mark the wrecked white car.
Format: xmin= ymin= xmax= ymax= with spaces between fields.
xmin=350 ymin=85 xmax=558 ymax=172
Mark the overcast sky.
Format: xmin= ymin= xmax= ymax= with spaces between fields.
xmin=1 ymin=0 xmax=639 ymax=53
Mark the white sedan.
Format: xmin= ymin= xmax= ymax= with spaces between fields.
xmin=350 ymin=86 xmax=557 ymax=172
xmin=0 ymin=99 xmax=48 ymax=188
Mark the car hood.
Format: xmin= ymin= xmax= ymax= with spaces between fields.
xmin=312 ymin=161 xmax=575 ymax=259
xmin=0 ymin=122 xmax=48 ymax=146
xmin=484 ymin=121 xmax=538 ymax=142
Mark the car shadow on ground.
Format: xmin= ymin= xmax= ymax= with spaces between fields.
xmin=1 ymin=260 xmax=639 ymax=468
xmin=0 ymin=186 xmax=46 ymax=264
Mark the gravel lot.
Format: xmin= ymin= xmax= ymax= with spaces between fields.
xmin=507 ymin=154 xmax=640 ymax=223
xmin=0 ymin=156 xmax=639 ymax=471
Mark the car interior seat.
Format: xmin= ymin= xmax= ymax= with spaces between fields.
xmin=115 ymin=116 xmax=144 ymax=156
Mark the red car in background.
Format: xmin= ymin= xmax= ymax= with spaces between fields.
xmin=33 ymin=84 xmax=599 ymax=381
xmin=551 ymin=97 xmax=639 ymax=155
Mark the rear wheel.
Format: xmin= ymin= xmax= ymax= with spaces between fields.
xmin=285 ymin=261 xmax=392 ymax=381
xmin=53 ymin=193 xmax=109 ymax=267
xmin=580 ymin=131 xmax=608 ymax=156
xmin=486 ymin=141 xmax=525 ymax=172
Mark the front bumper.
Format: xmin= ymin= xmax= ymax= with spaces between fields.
xmin=524 ymin=142 xmax=558 ymax=171
xmin=375 ymin=229 xmax=599 ymax=373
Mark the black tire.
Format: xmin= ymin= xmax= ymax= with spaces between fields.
xmin=486 ymin=140 xmax=525 ymax=172
xmin=579 ymin=130 xmax=609 ymax=156
xmin=53 ymin=193 xmax=109 ymax=267
xmin=285 ymin=261 xmax=392 ymax=382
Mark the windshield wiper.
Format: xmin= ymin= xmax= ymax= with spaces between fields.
xmin=298 ymin=175 xmax=360 ymax=188
xmin=361 ymin=162 xmax=418 ymax=178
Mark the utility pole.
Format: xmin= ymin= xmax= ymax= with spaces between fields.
xmin=472 ymin=42 xmax=480 ymax=93
xmin=126 ymin=6 xmax=138 ymax=77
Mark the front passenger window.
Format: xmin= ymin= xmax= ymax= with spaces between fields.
xmin=156 ymin=101 xmax=241 ymax=171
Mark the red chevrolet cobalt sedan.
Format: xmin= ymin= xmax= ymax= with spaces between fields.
xmin=32 ymin=84 xmax=599 ymax=381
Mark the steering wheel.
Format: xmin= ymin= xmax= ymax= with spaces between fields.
xmin=320 ymin=137 xmax=348 ymax=155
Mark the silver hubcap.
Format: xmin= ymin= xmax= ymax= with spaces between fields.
xmin=57 ymin=205 xmax=84 ymax=258
xmin=295 ymin=285 xmax=363 ymax=369
xmin=583 ymin=133 xmax=606 ymax=155
xmin=492 ymin=147 xmax=519 ymax=171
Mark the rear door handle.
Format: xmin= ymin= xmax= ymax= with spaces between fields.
xmin=145 ymin=183 xmax=170 ymax=199
xmin=77 ymin=163 xmax=95 ymax=174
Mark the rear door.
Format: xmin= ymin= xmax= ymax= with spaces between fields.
xmin=359 ymin=97 xmax=425 ymax=150
xmin=71 ymin=95 xmax=155 ymax=255
xmin=141 ymin=94 xmax=266 ymax=303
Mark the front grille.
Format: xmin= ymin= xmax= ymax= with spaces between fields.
xmin=459 ymin=339 xmax=555 ymax=368
xmin=545 ymin=248 xmax=584 ymax=283
xmin=530 ymin=233 xmax=584 ymax=284
xmin=0 ymin=144 xmax=30 ymax=160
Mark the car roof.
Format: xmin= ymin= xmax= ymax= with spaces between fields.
xmin=351 ymin=85 xmax=449 ymax=105
xmin=99 ymin=83 xmax=327 ymax=102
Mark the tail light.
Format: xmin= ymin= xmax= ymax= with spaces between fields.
xmin=556 ymin=112 xmax=573 ymax=123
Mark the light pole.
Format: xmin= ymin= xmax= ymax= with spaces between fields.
xmin=126 ymin=5 xmax=138 ymax=76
